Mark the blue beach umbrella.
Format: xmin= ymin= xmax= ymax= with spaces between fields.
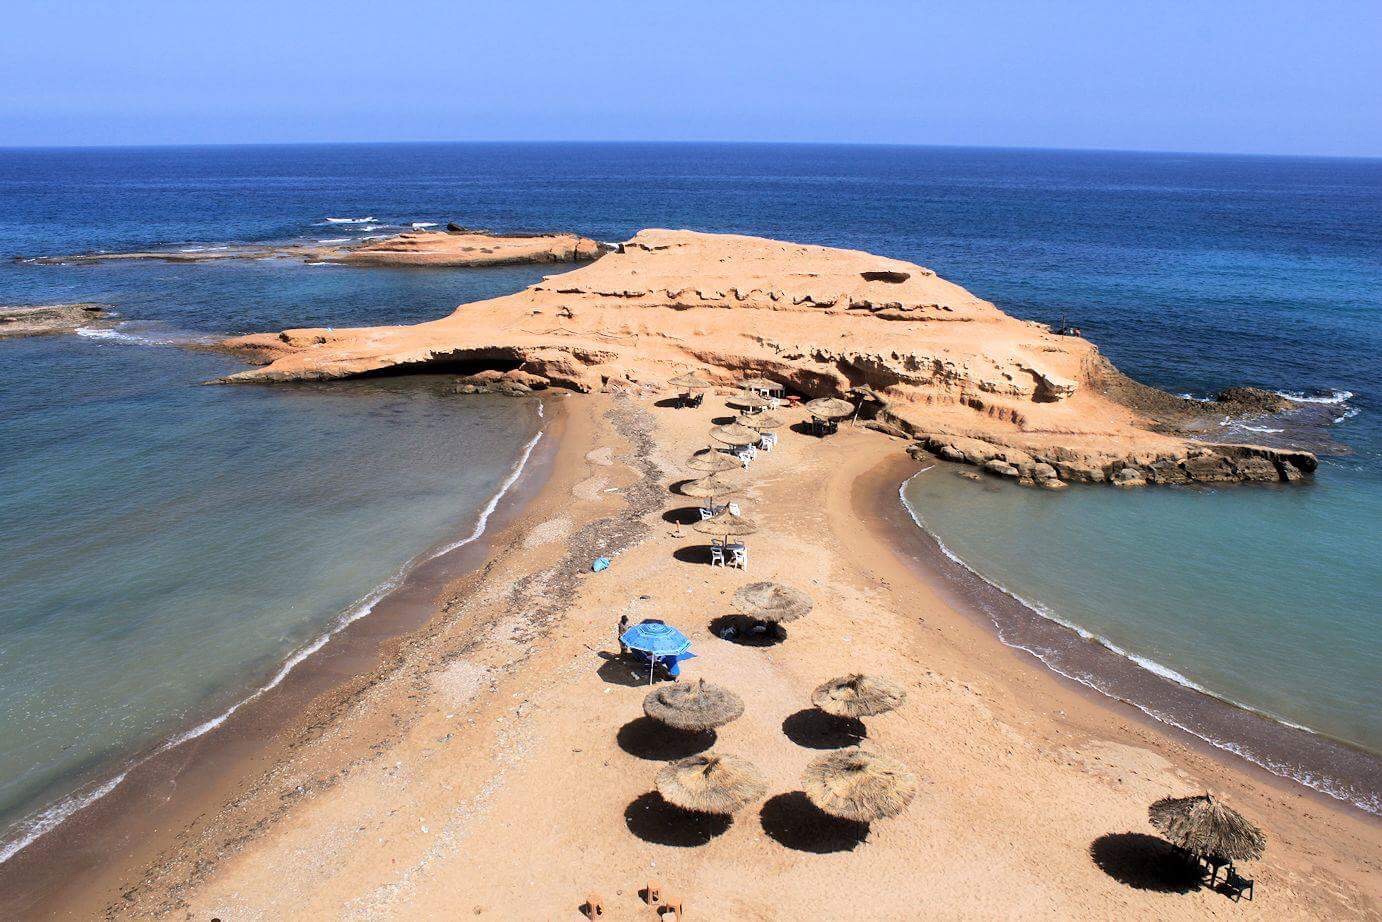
xmin=620 ymin=619 xmax=695 ymax=683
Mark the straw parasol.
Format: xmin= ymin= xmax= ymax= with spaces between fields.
xmin=668 ymin=372 xmax=714 ymax=391
xmin=1148 ymin=794 xmax=1266 ymax=862
xmin=733 ymin=581 xmax=813 ymax=624
xmin=692 ymin=511 xmax=759 ymax=541
xmin=811 ymin=674 xmax=906 ymax=718
xmin=806 ymin=397 xmax=856 ymax=420
xmin=710 ymin=423 xmax=762 ymax=446
xmin=686 ymin=450 xmax=742 ymax=474
xmin=728 ymin=391 xmax=772 ymax=411
xmin=737 ymin=413 xmax=785 ymax=430
xmin=742 ymin=376 xmax=783 ymax=393
xmin=803 ymin=748 xmax=917 ymax=823
xmin=677 ymin=472 xmax=747 ymax=503
xmin=644 ymin=678 xmax=745 ymax=732
xmin=656 ymin=753 xmax=767 ymax=814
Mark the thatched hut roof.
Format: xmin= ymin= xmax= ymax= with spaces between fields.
xmin=668 ymin=372 xmax=714 ymax=390
xmin=738 ymin=413 xmax=786 ymax=430
xmin=729 ymin=391 xmax=772 ymax=410
xmin=676 ymin=472 xmax=747 ymax=499
xmin=692 ymin=511 xmax=760 ymax=538
xmin=806 ymin=397 xmax=856 ymax=420
xmin=811 ymin=674 xmax=906 ymax=718
xmin=656 ymin=753 xmax=767 ymax=815
xmin=1148 ymin=794 xmax=1266 ymax=862
xmin=710 ymin=423 xmax=762 ymax=446
xmin=733 ymin=581 xmax=813 ymax=623
xmin=644 ymin=678 xmax=745 ymax=732
xmin=803 ymin=748 xmax=917 ymax=823
xmin=686 ymin=451 xmax=742 ymax=474
xmin=741 ymin=376 xmax=783 ymax=392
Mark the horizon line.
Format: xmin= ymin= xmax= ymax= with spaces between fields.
xmin=1 ymin=137 xmax=1379 ymax=162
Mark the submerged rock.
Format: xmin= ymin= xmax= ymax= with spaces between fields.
xmin=0 ymin=303 xmax=110 ymax=338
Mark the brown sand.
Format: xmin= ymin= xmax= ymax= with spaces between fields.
xmin=13 ymin=391 xmax=1377 ymax=920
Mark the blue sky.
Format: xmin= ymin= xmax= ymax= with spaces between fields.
xmin=1 ymin=1 xmax=1377 ymax=155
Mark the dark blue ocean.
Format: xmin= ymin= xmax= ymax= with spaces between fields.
xmin=1 ymin=143 xmax=1378 ymax=850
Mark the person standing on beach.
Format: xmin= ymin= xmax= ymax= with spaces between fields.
xmin=618 ymin=615 xmax=629 ymax=655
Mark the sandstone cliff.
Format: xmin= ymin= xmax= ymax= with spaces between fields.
xmin=222 ymin=229 xmax=1316 ymax=486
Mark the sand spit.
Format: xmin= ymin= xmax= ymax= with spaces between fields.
xmin=223 ymin=229 xmax=1316 ymax=487
xmin=0 ymin=303 xmax=112 ymax=338
xmin=24 ymin=229 xmax=606 ymax=269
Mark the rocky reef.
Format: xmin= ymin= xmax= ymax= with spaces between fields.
xmin=221 ymin=229 xmax=1317 ymax=487
xmin=0 ymin=303 xmax=111 ymax=338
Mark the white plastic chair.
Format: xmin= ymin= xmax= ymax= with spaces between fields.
xmin=698 ymin=505 xmax=714 ymax=521
xmin=728 ymin=502 xmax=741 ymax=516
xmin=710 ymin=542 xmax=726 ymax=567
xmin=730 ymin=545 xmax=748 ymax=569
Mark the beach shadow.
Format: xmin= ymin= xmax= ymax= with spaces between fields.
xmin=654 ymin=397 xmax=684 ymax=409
xmin=670 ymin=478 xmax=707 ymax=498
xmin=596 ymin=651 xmax=649 ymax=688
xmin=1089 ymin=833 xmax=1204 ymax=893
xmin=663 ymin=506 xmax=702 ymax=525
xmin=708 ymin=615 xmax=785 ymax=647
xmin=617 ymin=716 xmax=717 ymax=760
xmin=781 ymin=708 xmax=865 ymax=749
xmin=711 ymin=414 xmax=738 ymax=426
xmin=790 ymin=421 xmax=827 ymax=438
xmin=672 ymin=544 xmax=714 ymax=565
xmin=759 ymin=792 xmax=868 ymax=853
xmin=624 ymin=792 xmax=732 ymax=847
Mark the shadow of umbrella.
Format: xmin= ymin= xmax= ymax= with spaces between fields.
xmin=672 ymin=544 xmax=714 ymax=565
xmin=617 ymin=716 xmax=717 ymax=760
xmin=708 ymin=615 xmax=785 ymax=647
xmin=663 ymin=506 xmax=703 ymax=525
xmin=1089 ymin=832 xmax=1205 ymax=893
xmin=781 ymin=708 xmax=865 ymax=749
xmin=595 ymin=652 xmax=646 ymax=688
xmin=625 ymin=791 xmax=732 ymax=847
xmin=759 ymin=791 xmax=869 ymax=853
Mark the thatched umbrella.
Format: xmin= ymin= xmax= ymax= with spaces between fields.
xmin=668 ymin=372 xmax=714 ymax=391
xmin=686 ymin=450 xmax=742 ymax=474
xmin=710 ymin=423 xmax=762 ymax=446
xmin=656 ymin=753 xmax=767 ymax=814
xmin=644 ymin=678 xmax=745 ymax=732
xmin=728 ymin=391 xmax=772 ymax=412
xmin=806 ymin=397 xmax=856 ymax=420
xmin=1148 ymin=794 xmax=1266 ymax=862
xmin=733 ymin=581 xmax=813 ymax=624
xmin=811 ymin=674 xmax=906 ymax=718
xmin=742 ymin=376 xmax=783 ymax=394
xmin=737 ymin=412 xmax=786 ymax=430
xmin=692 ymin=511 xmax=759 ymax=544
xmin=677 ymin=472 xmax=747 ymax=506
xmin=803 ymin=748 xmax=917 ymax=823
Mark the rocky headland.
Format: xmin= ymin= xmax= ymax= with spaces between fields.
xmin=0 ymin=303 xmax=112 ymax=338
xmin=25 ymin=229 xmax=606 ymax=269
xmin=222 ymin=229 xmax=1317 ymax=487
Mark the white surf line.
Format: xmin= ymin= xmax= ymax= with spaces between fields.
xmin=896 ymin=472 xmax=1379 ymax=815
xmin=0 ymin=402 xmax=549 ymax=865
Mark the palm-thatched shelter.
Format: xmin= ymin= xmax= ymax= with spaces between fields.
xmin=1148 ymin=794 xmax=1266 ymax=862
xmin=741 ymin=376 xmax=784 ymax=395
xmin=710 ymin=423 xmax=762 ymax=446
xmin=676 ymin=472 xmax=747 ymax=502
xmin=728 ymin=391 xmax=772 ymax=412
xmin=733 ymin=581 xmax=812 ymax=624
xmin=692 ymin=511 xmax=760 ymax=542
xmin=805 ymin=397 xmax=856 ymax=420
xmin=655 ymin=753 xmax=767 ymax=814
xmin=738 ymin=412 xmax=786 ymax=430
xmin=668 ymin=372 xmax=714 ymax=391
xmin=803 ymin=748 xmax=917 ymax=823
xmin=686 ymin=450 xmax=742 ymax=474
xmin=811 ymin=674 xmax=906 ymax=718
xmin=644 ymin=678 xmax=745 ymax=732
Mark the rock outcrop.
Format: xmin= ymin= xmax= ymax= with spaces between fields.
xmin=0 ymin=303 xmax=111 ymax=338
xmin=220 ymin=229 xmax=1317 ymax=486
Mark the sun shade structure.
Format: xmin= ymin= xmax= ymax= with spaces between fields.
xmin=741 ymin=376 xmax=783 ymax=393
xmin=803 ymin=748 xmax=917 ymax=823
xmin=728 ymin=391 xmax=772 ymax=410
xmin=668 ymin=372 xmax=714 ymax=391
xmin=737 ymin=413 xmax=785 ymax=430
xmin=656 ymin=753 xmax=767 ymax=814
xmin=677 ymin=472 xmax=747 ymax=500
xmin=733 ymin=581 xmax=813 ymax=623
xmin=692 ymin=511 xmax=759 ymax=538
xmin=644 ymin=678 xmax=745 ymax=732
xmin=710 ymin=423 xmax=763 ymax=446
xmin=805 ymin=397 xmax=856 ymax=420
xmin=1148 ymin=794 xmax=1266 ymax=862
xmin=686 ymin=451 xmax=742 ymax=474
xmin=811 ymin=674 xmax=906 ymax=718
xmin=621 ymin=620 xmax=692 ymax=658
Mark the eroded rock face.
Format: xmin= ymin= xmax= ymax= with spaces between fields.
xmin=219 ymin=229 xmax=1317 ymax=487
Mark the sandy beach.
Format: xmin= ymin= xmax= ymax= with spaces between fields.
xmin=7 ymin=390 xmax=1377 ymax=920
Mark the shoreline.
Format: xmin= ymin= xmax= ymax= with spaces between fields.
xmin=0 ymin=396 xmax=564 ymax=917
xmin=885 ymin=463 xmax=1381 ymax=817
xmin=4 ymin=394 xmax=1378 ymax=918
